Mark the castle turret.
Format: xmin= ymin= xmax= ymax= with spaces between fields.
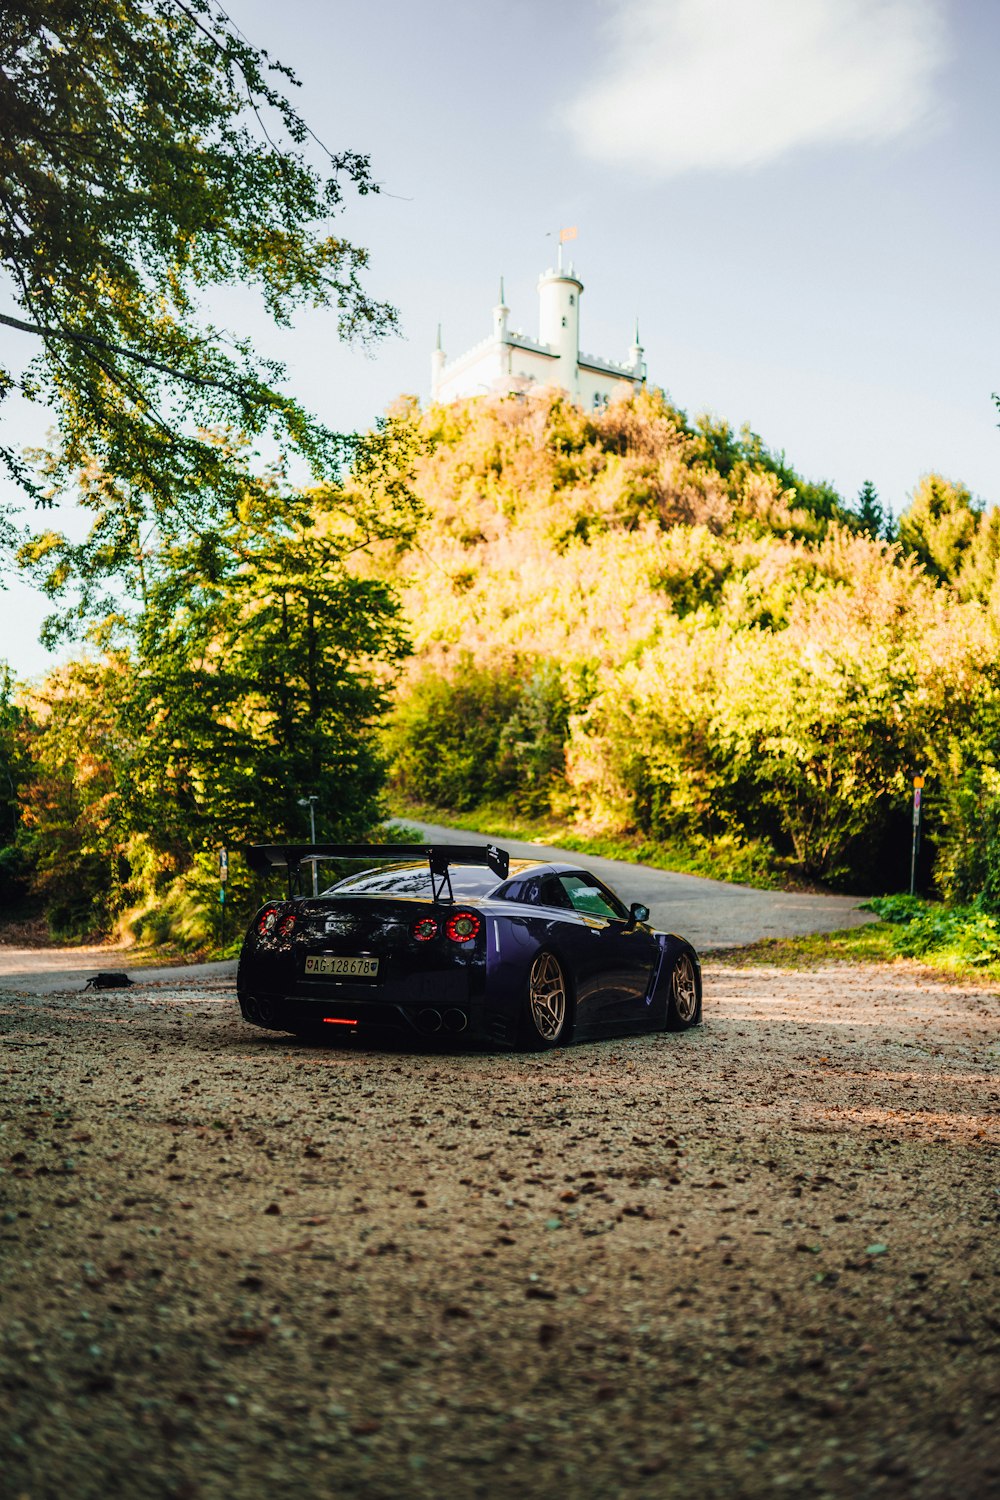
xmin=431 ymin=323 xmax=446 ymax=400
xmin=537 ymin=260 xmax=583 ymax=398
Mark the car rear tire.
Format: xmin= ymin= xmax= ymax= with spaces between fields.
xmin=520 ymin=951 xmax=570 ymax=1050
xmin=666 ymin=951 xmax=701 ymax=1031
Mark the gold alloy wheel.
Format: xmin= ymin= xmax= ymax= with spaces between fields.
xmin=528 ymin=952 xmax=567 ymax=1042
xmin=671 ymin=953 xmax=699 ymax=1024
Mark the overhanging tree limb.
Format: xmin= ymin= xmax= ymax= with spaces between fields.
xmin=0 ymin=310 xmax=257 ymax=403
xmin=0 ymin=0 xmax=397 ymax=536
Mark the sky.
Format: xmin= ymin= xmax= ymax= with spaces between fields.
xmin=2 ymin=0 xmax=1000 ymax=677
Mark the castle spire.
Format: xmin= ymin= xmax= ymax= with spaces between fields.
xmin=629 ymin=316 xmax=646 ymax=385
xmin=493 ymin=276 xmax=509 ymax=342
xmin=431 ymin=321 xmax=446 ymax=399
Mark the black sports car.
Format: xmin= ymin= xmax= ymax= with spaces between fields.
xmin=238 ymin=843 xmax=701 ymax=1050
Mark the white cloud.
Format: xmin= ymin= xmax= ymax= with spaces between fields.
xmin=561 ymin=0 xmax=949 ymax=176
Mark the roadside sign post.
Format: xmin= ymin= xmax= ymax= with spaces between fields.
xmin=910 ymin=777 xmax=924 ymax=897
xmin=219 ymin=846 xmax=228 ymax=945
xmin=297 ymin=794 xmax=319 ymax=897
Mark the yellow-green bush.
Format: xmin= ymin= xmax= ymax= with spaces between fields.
xmin=377 ymin=389 xmax=1000 ymax=892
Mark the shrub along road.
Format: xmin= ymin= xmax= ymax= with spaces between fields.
xmin=0 ymin=949 xmax=997 ymax=1498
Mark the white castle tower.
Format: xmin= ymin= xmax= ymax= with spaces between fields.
xmin=431 ymin=245 xmax=646 ymax=408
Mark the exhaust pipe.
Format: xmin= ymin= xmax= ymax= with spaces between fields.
xmin=416 ymin=1008 xmax=443 ymax=1034
xmin=443 ymin=1008 xmax=468 ymax=1033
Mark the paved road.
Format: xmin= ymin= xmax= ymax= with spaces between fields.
xmin=0 ymin=824 xmax=873 ymax=994
xmin=404 ymin=819 xmax=876 ymax=951
xmin=0 ymin=947 xmax=237 ymax=997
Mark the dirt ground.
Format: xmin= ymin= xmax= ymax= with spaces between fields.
xmin=0 ymin=959 xmax=997 ymax=1500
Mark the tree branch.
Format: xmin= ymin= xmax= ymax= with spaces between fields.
xmin=0 ymin=310 xmax=255 ymax=403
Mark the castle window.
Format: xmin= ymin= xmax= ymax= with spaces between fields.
xmin=569 ymin=294 xmax=575 ymax=306
xmin=561 ymin=316 xmax=567 ymax=327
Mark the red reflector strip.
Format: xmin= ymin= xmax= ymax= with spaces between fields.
xmin=321 ymin=1017 xmax=358 ymax=1027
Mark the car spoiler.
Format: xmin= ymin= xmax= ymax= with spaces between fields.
xmin=245 ymin=842 xmax=510 ymax=900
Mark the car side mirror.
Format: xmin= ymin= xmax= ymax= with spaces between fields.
xmin=625 ymin=902 xmax=650 ymax=930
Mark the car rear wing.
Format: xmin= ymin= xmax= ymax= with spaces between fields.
xmin=245 ymin=842 xmax=510 ymax=900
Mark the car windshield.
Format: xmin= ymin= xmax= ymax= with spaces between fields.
xmin=321 ymin=863 xmax=502 ymax=899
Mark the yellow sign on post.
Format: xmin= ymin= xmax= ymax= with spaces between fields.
xmin=910 ymin=778 xmax=925 ymax=894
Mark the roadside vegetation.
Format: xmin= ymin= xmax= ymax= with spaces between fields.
xmin=5 ymin=384 xmax=1000 ymax=955
xmin=0 ymin=1 xmax=419 ymax=949
xmin=727 ymin=895 xmax=1000 ymax=985
xmin=373 ymin=389 xmax=1000 ymax=902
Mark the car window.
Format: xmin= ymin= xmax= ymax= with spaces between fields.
xmin=538 ymin=876 xmax=572 ymax=909
xmin=498 ymin=875 xmax=570 ymax=909
xmin=499 ymin=877 xmax=531 ymax=903
xmin=558 ymin=873 xmax=628 ymax=921
xmin=322 ymin=864 xmax=501 ymax=899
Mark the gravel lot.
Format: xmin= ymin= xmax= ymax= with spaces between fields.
xmin=1 ymin=960 xmax=997 ymax=1500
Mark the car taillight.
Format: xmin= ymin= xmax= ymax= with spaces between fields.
xmin=258 ymin=906 xmax=280 ymax=936
xmin=446 ymin=911 xmax=481 ymax=943
xmin=412 ymin=916 xmax=438 ymax=942
xmin=279 ymin=913 xmax=297 ymax=937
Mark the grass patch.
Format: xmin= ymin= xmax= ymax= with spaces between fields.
xmin=722 ymin=897 xmax=1000 ymax=984
xmin=720 ymin=925 xmax=899 ymax=970
xmin=392 ymin=800 xmax=784 ymax=889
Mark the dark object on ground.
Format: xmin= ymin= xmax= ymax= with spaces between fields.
xmin=83 ymin=972 xmax=134 ymax=990
xmin=238 ymin=844 xmax=701 ymax=1049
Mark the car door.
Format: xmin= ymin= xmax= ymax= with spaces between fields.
xmin=556 ymin=872 xmax=658 ymax=1026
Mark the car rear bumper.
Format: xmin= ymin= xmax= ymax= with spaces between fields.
xmin=237 ymin=981 xmax=517 ymax=1048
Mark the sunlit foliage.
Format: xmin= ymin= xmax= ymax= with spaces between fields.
xmin=0 ymin=0 xmax=394 ymax=526
xmin=377 ymin=388 xmax=1000 ymax=893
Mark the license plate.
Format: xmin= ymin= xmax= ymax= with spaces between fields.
xmin=304 ymin=955 xmax=379 ymax=978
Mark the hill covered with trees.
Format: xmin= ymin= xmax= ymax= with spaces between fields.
xmin=373 ymin=387 xmax=1000 ymax=900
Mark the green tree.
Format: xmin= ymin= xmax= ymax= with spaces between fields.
xmin=0 ymin=663 xmax=31 ymax=906
xmin=16 ymin=468 xmax=416 ymax=939
xmin=0 ymin=0 xmax=394 ymax=528
xmin=955 ymin=504 xmax=1000 ymax=603
xmin=896 ymin=474 xmax=980 ymax=583
xmin=17 ymin=654 xmax=134 ymax=936
xmin=853 ymin=479 xmax=887 ymax=539
xmin=124 ymin=487 xmax=411 ymax=858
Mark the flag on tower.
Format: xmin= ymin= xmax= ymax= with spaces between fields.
xmin=559 ymin=226 xmax=578 ymax=243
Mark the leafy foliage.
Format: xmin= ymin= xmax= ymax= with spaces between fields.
xmin=11 ymin=462 xmax=415 ymax=941
xmin=386 ymin=656 xmax=569 ymax=816
xmin=895 ymin=475 xmax=980 ymax=584
xmin=0 ymin=664 xmax=31 ymax=905
xmin=0 ymin=0 xmax=394 ymax=527
xmin=852 ymin=480 xmax=889 ymax=540
xmin=867 ymin=894 xmax=1000 ymax=966
xmin=376 ymin=388 xmax=1000 ymax=892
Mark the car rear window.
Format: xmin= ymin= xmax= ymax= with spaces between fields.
xmin=321 ymin=863 xmax=501 ymax=899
